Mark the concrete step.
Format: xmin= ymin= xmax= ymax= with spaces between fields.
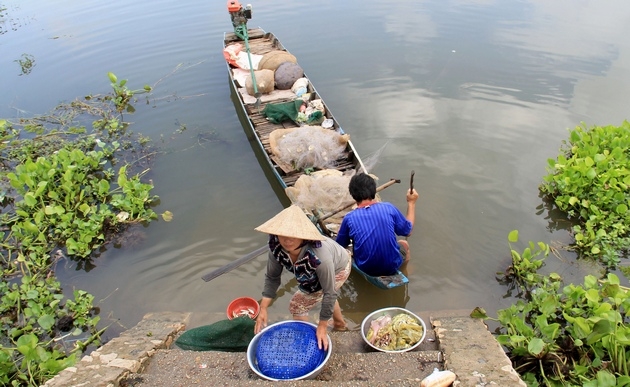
xmin=126 ymin=347 xmax=443 ymax=386
xmin=43 ymin=310 xmax=526 ymax=387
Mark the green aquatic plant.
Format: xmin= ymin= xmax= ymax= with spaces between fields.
xmin=497 ymin=230 xmax=549 ymax=298
xmin=540 ymin=121 xmax=630 ymax=268
xmin=107 ymin=72 xmax=152 ymax=113
xmin=0 ymin=73 xmax=169 ymax=386
xmin=474 ymin=230 xmax=630 ymax=386
xmin=6 ymin=145 xmax=157 ymax=258
xmin=14 ymin=53 xmax=35 ymax=75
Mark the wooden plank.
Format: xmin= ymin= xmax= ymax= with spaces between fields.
xmin=270 ymin=155 xmax=295 ymax=175
xmin=282 ymin=174 xmax=300 ymax=187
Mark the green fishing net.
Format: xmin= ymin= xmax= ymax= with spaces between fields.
xmin=174 ymin=317 xmax=256 ymax=352
xmin=263 ymin=100 xmax=323 ymax=124
xmin=263 ymin=100 xmax=303 ymax=123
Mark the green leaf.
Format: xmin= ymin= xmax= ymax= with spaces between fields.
xmin=584 ymin=275 xmax=597 ymax=288
xmin=24 ymin=192 xmax=37 ymax=207
xmin=16 ymin=334 xmax=37 ymax=354
xmin=108 ymin=72 xmax=118 ymax=83
xmin=98 ymin=179 xmax=110 ymax=195
xmin=549 ymin=273 xmax=562 ymax=281
xmin=572 ymin=316 xmax=592 ymax=338
xmin=510 ymin=335 xmax=527 ymax=345
xmin=38 ymin=314 xmax=56 ymax=331
xmin=606 ymin=273 xmax=620 ymax=285
xmin=595 ymin=369 xmax=616 ymax=387
xmin=117 ymin=166 xmax=128 ymax=187
xmin=539 ymin=295 xmax=559 ymax=315
xmin=79 ymin=203 xmax=91 ymax=216
xmin=585 ymin=288 xmax=600 ymax=303
xmin=469 ymin=307 xmax=488 ymax=319
xmin=586 ymin=319 xmax=612 ymax=345
xmin=161 ymin=210 xmax=173 ymax=222
xmin=508 ymin=230 xmax=519 ymax=243
xmin=527 ymin=338 xmax=545 ymax=355
xmin=35 ymin=181 xmax=48 ymax=197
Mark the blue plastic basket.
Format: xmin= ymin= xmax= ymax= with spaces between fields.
xmin=255 ymin=321 xmax=327 ymax=380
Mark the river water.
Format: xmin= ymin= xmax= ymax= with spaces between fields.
xmin=2 ymin=0 xmax=629 ymax=338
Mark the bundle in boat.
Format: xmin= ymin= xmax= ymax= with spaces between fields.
xmin=286 ymin=170 xmax=354 ymax=230
xmin=269 ymin=125 xmax=349 ymax=171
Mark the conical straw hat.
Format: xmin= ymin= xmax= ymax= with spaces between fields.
xmin=255 ymin=205 xmax=326 ymax=241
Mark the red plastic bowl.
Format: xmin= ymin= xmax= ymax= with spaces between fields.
xmin=227 ymin=297 xmax=260 ymax=320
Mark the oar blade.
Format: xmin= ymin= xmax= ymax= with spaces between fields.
xmin=201 ymin=245 xmax=268 ymax=282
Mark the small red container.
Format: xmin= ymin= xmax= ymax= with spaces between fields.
xmin=227 ymin=297 xmax=260 ymax=320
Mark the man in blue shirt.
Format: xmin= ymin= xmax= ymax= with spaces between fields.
xmin=335 ymin=173 xmax=419 ymax=276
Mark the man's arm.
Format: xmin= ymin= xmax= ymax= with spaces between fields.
xmin=335 ymin=218 xmax=351 ymax=247
xmin=405 ymin=188 xmax=419 ymax=234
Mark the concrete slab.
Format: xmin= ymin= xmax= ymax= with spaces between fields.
xmin=41 ymin=310 xmax=525 ymax=387
xmin=432 ymin=314 xmax=526 ymax=386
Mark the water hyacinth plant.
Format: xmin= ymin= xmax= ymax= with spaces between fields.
xmin=475 ymin=230 xmax=630 ymax=386
xmin=0 ymin=74 xmax=169 ymax=386
xmin=540 ymin=121 xmax=630 ymax=268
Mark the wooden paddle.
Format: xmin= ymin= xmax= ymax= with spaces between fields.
xmin=200 ymin=178 xmax=401 ymax=282
xmin=201 ymin=245 xmax=269 ymax=282
xmin=317 ymin=178 xmax=400 ymax=223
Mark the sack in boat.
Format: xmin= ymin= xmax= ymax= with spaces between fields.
xmin=223 ymin=43 xmax=263 ymax=70
xmin=275 ymin=62 xmax=304 ymax=90
xmin=291 ymin=77 xmax=308 ymax=97
xmin=245 ymin=69 xmax=275 ymax=95
xmin=223 ymin=43 xmax=242 ymax=66
xmin=258 ymin=50 xmax=297 ymax=71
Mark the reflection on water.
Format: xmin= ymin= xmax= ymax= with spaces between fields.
xmin=339 ymin=273 xmax=410 ymax=326
xmin=1 ymin=0 xmax=629 ymax=333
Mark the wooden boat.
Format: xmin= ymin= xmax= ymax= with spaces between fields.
xmin=223 ymin=2 xmax=408 ymax=289
xmin=224 ymin=29 xmax=365 ymax=197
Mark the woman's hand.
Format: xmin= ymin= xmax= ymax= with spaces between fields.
xmin=316 ymin=320 xmax=329 ymax=351
xmin=255 ymin=297 xmax=273 ymax=334
xmin=255 ymin=307 xmax=268 ymax=334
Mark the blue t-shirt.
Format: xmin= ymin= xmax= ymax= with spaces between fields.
xmin=336 ymin=202 xmax=412 ymax=276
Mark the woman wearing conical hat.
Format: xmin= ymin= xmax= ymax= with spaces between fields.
xmin=254 ymin=205 xmax=351 ymax=351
